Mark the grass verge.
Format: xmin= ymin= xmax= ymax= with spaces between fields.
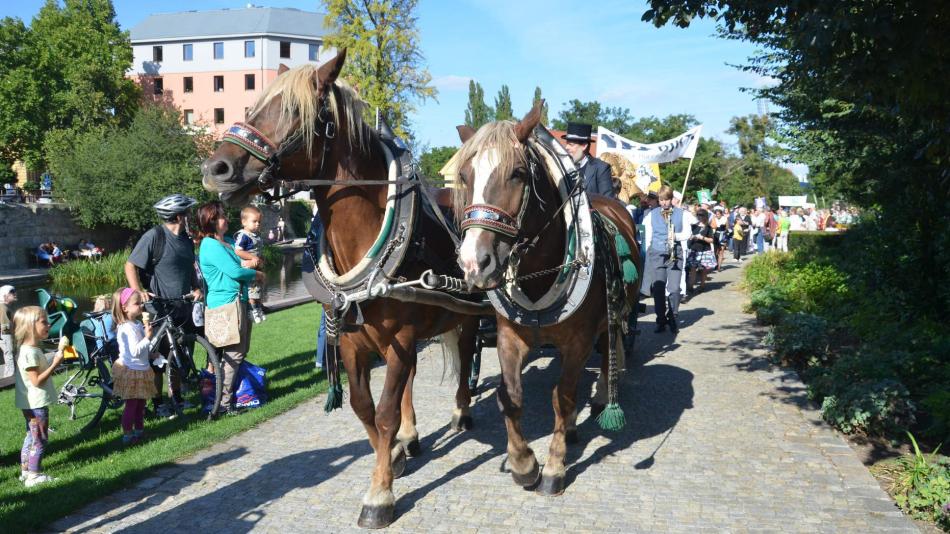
xmin=0 ymin=302 xmax=324 ymax=532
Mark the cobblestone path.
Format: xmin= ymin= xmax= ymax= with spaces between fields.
xmin=49 ymin=264 xmax=917 ymax=533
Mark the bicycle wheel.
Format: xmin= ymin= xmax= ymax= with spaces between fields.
xmin=192 ymin=335 xmax=224 ymax=419
xmin=61 ymin=358 xmax=120 ymax=432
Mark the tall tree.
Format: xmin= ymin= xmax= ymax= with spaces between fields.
xmin=532 ymin=87 xmax=549 ymax=126
xmin=418 ymin=145 xmax=457 ymax=184
xmin=322 ymin=0 xmax=436 ymax=138
xmin=494 ymin=85 xmax=513 ymax=121
xmin=464 ymin=80 xmax=493 ymax=129
xmin=0 ymin=0 xmax=139 ymax=169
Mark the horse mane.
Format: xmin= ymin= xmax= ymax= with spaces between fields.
xmin=451 ymin=120 xmax=528 ymax=223
xmin=248 ymin=63 xmax=371 ymax=155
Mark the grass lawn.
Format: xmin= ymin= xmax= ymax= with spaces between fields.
xmin=0 ymin=302 xmax=325 ymax=532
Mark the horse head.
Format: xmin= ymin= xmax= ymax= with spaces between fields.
xmin=200 ymin=50 xmax=348 ymax=206
xmin=454 ymin=101 xmax=547 ymax=289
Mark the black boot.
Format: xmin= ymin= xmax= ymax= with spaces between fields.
xmin=654 ymin=322 xmax=667 ymax=333
xmin=668 ymin=314 xmax=679 ymax=334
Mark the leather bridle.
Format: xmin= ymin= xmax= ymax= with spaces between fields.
xmin=221 ymin=94 xmax=336 ymax=192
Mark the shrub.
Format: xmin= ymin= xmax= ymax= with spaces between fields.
xmin=889 ymin=433 xmax=950 ymax=529
xmin=743 ymin=252 xmax=794 ymax=292
xmin=820 ymin=379 xmax=916 ymax=436
xmin=922 ymin=391 xmax=950 ymax=444
xmin=783 ymin=262 xmax=849 ymax=314
xmin=765 ymin=312 xmax=829 ymax=368
xmin=787 ymin=231 xmax=843 ymax=253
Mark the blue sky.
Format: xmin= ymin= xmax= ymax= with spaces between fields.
xmin=7 ymin=1 xmax=770 ymax=155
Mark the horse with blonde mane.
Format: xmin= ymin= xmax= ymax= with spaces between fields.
xmin=201 ymin=51 xmax=480 ymax=529
xmin=453 ymin=102 xmax=643 ymax=495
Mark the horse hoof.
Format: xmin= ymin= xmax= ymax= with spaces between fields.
xmin=536 ymin=474 xmax=565 ymax=496
xmin=565 ymin=429 xmax=579 ymax=444
xmin=402 ymin=438 xmax=422 ymax=457
xmin=391 ymin=443 xmax=407 ymax=479
xmin=451 ymin=414 xmax=474 ymax=432
xmin=590 ymin=403 xmax=605 ymax=419
xmin=511 ymin=459 xmax=541 ymax=487
xmin=357 ymin=504 xmax=394 ymax=529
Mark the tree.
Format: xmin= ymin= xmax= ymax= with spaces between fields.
xmin=0 ymin=1 xmax=139 ymax=169
xmin=45 ymin=104 xmax=215 ymax=231
xmin=418 ymin=146 xmax=457 ymax=184
xmin=552 ymin=100 xmax=633 ymax=133
xmin=494 ymin=85 xmax=513 ymax=121
xmin=644 ymin=0 xmax=950 ymax=313
xmin=322 ymin=0 xmax=436 ymax=139
xmin=532 ymin=87 xmax=549 ymax=126
xmin=464 ymin=80 xmax=493 ymax=129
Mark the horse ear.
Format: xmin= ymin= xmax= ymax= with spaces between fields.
xmin=457 ymin=125 xmax=476 ymax=143
xmin=277 ymin=63 xmax=290 ymax=75
xmin=315 ymin=48 xmax=347 ymax=88
xmin=514 ymin=99 xmax=544 ymax=142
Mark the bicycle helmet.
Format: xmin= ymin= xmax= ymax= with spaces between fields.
xmin=153 ymin=194 xmax=198 ymax=220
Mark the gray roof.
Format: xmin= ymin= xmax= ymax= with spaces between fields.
xmin=130 ymin=7 xmax=328 ymax=42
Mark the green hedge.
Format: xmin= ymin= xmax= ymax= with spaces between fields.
xmin=787 ymin=231 xmax=844 ymax=252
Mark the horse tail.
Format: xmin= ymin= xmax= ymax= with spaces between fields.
xmin=439 ymin=327 xmax=462 ymax=384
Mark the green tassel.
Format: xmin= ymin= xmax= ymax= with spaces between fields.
xmin=614 ymin=233 xmax=639 ymax=283
xmin=324 ymin=383 xmax=343 ymax=413
xmin=596 ymin=403 xmax=626 ymax=431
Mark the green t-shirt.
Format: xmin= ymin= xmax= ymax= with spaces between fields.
xmin=779 ymin=216 xmax=791 ymax=235
xmin=15 ymin=345 xmax=56 ymax=409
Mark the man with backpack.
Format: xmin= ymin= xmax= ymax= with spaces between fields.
xmin=124 ymin=194 xmax=203 ymax=419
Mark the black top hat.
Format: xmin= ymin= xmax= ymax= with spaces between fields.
xmin=562 ymin=122 xmax=593 ymax=143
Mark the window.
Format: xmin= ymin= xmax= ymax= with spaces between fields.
xmin=183 ymin=76 xmax=193 ymax=93
xmin=213 ymin=75 xmax=224 ymax=92
xmin=279 ymin=41 xmax=290 ymax=58
xmin=244 ymin=74 xmax=255 ymax=90
xmin=244 ymin=40 xmax=255 ymax=58
xmin=152 ymin=45 xmax=163 ymax=62
xmin=309 ymin=43 xmax=319 ymax=61
xmin=184 ymin=109 xmax=194 ymax=125
xmin=153 ymin=77 xmax=163 ymax=95
xmin=214 ymin=108 xmax=224 ymax=124
xmin=182 ymin=43 xmax=193 ymax=61
xmin=213 ymin=41 xmax=224 ymax=59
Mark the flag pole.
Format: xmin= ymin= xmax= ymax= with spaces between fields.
xmin=680 ymin=155 xmax=696 ymax=199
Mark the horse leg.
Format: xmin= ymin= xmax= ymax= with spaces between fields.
xmin=452 ymin=317 xmax=478 ymax=431
xmin=590 ymin=333 xmax=610 ymax=419
xmin=357 ymin=333 xmax=416 ymax=530
xmin=495 ymin=326 xmax=540 ymax=487
xmin=396 ymin=363 xmax=420 ymax=457
xmin=539 ymin=341 xmax=586 ymax=496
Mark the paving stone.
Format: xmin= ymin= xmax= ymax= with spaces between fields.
xmin=48 ymin=265 xmax=919 ymax=533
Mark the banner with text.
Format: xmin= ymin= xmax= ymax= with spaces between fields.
xmin=778 ymin=195 xmax=808 ymax=207
xmin=597 ymin=125 xmax=703 ymax=164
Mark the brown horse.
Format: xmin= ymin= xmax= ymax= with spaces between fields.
xmin=453 ymin=102 xmax=642 ymax=495
xmin=200 ymin=51 xmax=479 ymax=528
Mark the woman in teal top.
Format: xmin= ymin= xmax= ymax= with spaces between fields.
xmin=197 ymin=201 xmax=264 ymax=415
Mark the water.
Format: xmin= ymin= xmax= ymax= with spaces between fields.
xmin=14 ymin=251 xmax=310 ymax=316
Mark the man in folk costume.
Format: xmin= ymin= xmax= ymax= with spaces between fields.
xmin=562 ymin=122 xmax=615 ymax=198
xmin=641 ymin=185 xmax=691 ymax=333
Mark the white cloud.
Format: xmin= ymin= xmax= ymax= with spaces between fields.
xmin=432 ymin=74 xmax=474 ymax=91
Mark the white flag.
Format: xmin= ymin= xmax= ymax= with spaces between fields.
xmin=597 ymin=125 xmax=703 ymax=164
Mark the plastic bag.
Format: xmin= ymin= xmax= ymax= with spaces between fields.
xmin=235 ymin=360 xmax=267 ymax=409
xmin=199 ymin=369 xmax=217 ymax=413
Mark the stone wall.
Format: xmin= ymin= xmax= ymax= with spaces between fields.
xmin=0 ymin=203 xmax=133 ymax=270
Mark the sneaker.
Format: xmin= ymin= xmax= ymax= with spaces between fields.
xmin=179 ymin=400 xmax=195 ymax=410
xmin=18 ymin=471 xmax=27 ymax=482
xmin=24 ymin=473 xmax=56 ymax=487
xmin=251 ymin=307 xmax=264 ymax=324
xmin=121 ymin=434 xmax=136 ymax=445
xmin=155 ymin=404 xmax=177 ymax=420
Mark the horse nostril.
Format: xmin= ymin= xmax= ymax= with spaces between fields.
xmin=478 ymin=253 xmax=492 ymax=271
xmin=208 ymin=159 xmax=232 ymax=179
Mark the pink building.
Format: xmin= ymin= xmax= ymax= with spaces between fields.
xmin=129 ymin=7 xmax=330 ymax=137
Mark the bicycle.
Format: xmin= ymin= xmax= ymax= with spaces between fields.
xmin=145 ymin=295 xmax=223 ymax=419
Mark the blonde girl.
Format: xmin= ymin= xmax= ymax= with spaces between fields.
xmin=13 ymin=305 xmax=68 ymax=487
xmin=111 ymin=288 xmax=158 ymax=445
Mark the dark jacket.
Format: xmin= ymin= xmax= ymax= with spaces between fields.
xmin=580 ymin=156 xmax=614 ymax=198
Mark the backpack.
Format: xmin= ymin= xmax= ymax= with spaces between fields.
xmin=137 ymin=225 xmax=166 ymax=291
